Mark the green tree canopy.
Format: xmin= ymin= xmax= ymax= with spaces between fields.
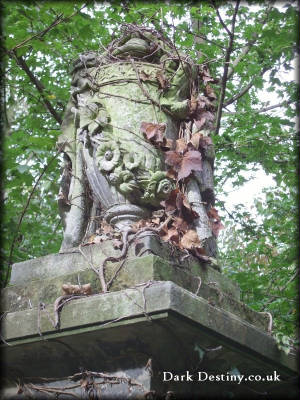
xmin=1 ymin=1 xmax=298 ymax=349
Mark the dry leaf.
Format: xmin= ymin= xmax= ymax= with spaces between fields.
xmin=140 ymin=70 xmax=150 ymax=81
xmin=204 ymin=84 xmax=217 ymax=100
xmin=207 ymin=207 xmax=220 ymax=220
xmin=175 ymin=138 xmax=187 ymax=153
xmin=141 ymin=122 xmax=166 ymax=146
xmin=156 ymin=70 xmax=170 ymax=90
xmin=212 ymin=220 xmax=225 ymax=237
xmin=161 ymin=227 xmax=180 ymax=243
xmin=165 ymin=148 xmax=203 ymax=181
xmin=181 ymin=229 xmax=201 ymax=249
xmin=189 ymin=132 xmax=213 ymax=150
xmin=171 ymin=216 xmax=189 ymax=234
xmin=62 ymin=283 xmax=92 ymax=295
xmin=166 ymin=168 xmax=177 ymax=180
xmin=113 ymin=239 xmax=123 ymax=249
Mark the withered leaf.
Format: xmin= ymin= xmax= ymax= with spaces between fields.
xmin=207 ymin=207 xmax=220 ymax=220
xmin=178 ymin=150 xmax=203 ymax=181
xmin=140 ymin=70 xmax=151 ymax=81
xmin=101 ymin=220 xmax=113 ymax=234
xmin=165 ymin=150 xmax=182 ymax=171
xmin=132 ymin=219 xmax=152 ymax=230
xmin=161 ymin=227 xmax=180 ymax=243
xmin=194 ymin=110 xmax=215 ymax=130
xmin=190 ymin=132 xmax=213 ymax=150
xmin=201 ymin=66 xmax=218 ymax=84
xmin=212 ymin=220 xmax=225 ymax=237
xmin=171 ymin=216 xmax=189 ymax=234
xmin=156 ymin=70 xmax=170 ymax=90
xmin=141 ymin=122 xmax=166 ymax=146
xmin=181 ymin=229 xmax=201 ymax=249
xmin=161 ymin=138 xmax=174 ymax=151
xmin=152 ymin=209 xmax=165 ymax=218
xmin=151 ymin=217 xmax=161 ymax=225
xmin=189 ymin=94 xmax=198 ymax=113
xmin=204 ymin=84 xmax=217 ymax=100
xmin=62 ymin=283 xmax=92 ymax=295
xmin=161 ymin=189 xmax=179 ymax=213
xmin=165 ymin=148 xmax=202 ymax=181
xmin=166 ymin=168 xmax=177 ymax=180
xmin=175 ymin=138 xmax=187 ymax=153
xmin=207 ymin=207 xmax=224 ymax=237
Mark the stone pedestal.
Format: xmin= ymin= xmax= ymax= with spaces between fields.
xmin=1 ymin=236 xmax=298 ymax=399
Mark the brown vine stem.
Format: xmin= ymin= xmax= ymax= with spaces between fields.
xmin=53 ymin=294 xmax=89 ymax=329
xmin=130 ymin=58 xmax=175 ymax=118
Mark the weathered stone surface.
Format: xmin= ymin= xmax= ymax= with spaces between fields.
xmin=8 ymin=236 xmax=237 ymax=293
xmin=58 ymin=26 xmax=217 ymax=255
xmin=3 ymin=254 xmax=267 ymax=332
xmin=1 ymin=282 xmax=298 ymax=399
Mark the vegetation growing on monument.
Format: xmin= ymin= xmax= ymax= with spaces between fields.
xmin=1 ymin=1 xmax=298 ymax=352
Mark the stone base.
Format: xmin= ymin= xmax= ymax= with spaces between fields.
xmin=1 ymin=282 xmax=298 ymax=399
xmin=1 ymin=236 xmax=299 ymax=398
xmin=3 ymin=237 xmax=269 ymax=332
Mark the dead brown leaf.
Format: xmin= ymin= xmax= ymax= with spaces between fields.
xmin=141 ymin=122 xmax=167 ymax=146
xmin=156 ymin=70 xmax=170 ymax=90
xmin=140 ymin=70 xmax=151 ymax=81
xmin=165 ymin=148 xmax=203 ymax=181
xmin=161 ymin=227 xmax=180 ymax=243
xmin=204 ymin=84 xmax=217 ymax=100
xmin=189 ymin=132 xmax=213 ymax=150
xmin=212 ymin=220 xmax=225 ymax=237
xmin=180 ymin=229 xmax=201 ymax=249
xmin=62 ymin=283 xmax=92 ymax=295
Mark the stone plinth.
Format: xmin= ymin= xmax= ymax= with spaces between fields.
xmin=1 ymin=238 xmax=299 ymax=399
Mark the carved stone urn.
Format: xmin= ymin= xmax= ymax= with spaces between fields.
xmin=57 ymin=26 xmax=216 ymax=253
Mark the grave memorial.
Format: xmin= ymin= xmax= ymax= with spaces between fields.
xmin=1 ymin=25 xmax=298 ymax=399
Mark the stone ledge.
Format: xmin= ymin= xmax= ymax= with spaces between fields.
xmin=2 ymin=281 xmax=297 ymax=376
xmin=8 ymin=236 xmax=240 ymax=299
xmin=2 ymin=254 xmax=268 ymax=332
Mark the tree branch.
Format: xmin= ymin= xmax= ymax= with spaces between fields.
xmin=226 ymin=1 xmax=275 ymax=81
xmin=11 ymin=51 xmax=62 ymax=124
xmin=214 ymin=0 xmax=240 ymax=135
xmin=223 ymin=99 xmax=295 ymax=116
xmin=223 ymin=66 xmax=269 ymax=108
xmin=254 ymin=99 xmax=294 ymax=113
xmin=9 ymin=3 xmax=88 ymax=52
xmin=211 ymin=1 xmax=232 ymax=37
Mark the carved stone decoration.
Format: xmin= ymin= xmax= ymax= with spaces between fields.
xmin=57 ymin=25 xmax=217 ymax=255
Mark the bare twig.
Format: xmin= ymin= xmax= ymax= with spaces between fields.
xmin=211 ymin=1 xmax=232 ymax=37
xmin=9 ymin=4 xmax=88 ymax=52
xmin=253 ymin=99 xmax=294 ymax=114
xmin=215 ymin=0 xmax=240 ymax=135
xmin=227 ymin=1 xmax=275 ymax=80
xmin=195 ymin=276 xmax=202 ymax=296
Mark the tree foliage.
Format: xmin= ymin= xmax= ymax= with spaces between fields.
xmin=1 ymin=1 xmax=298 ymax=346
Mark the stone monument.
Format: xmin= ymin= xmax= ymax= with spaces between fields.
xmin=1 ymin=25 xmax=298 ymax=399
